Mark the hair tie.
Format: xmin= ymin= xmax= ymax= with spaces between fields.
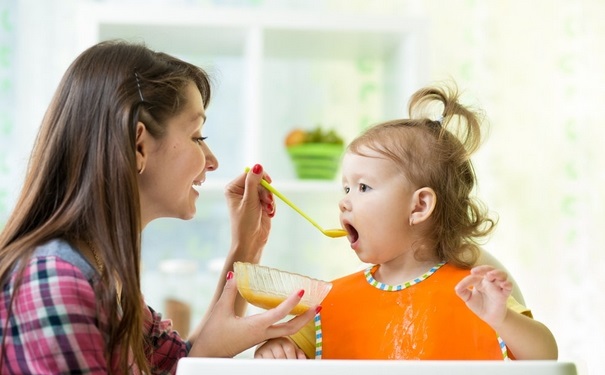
xmin=428 ymin=115 xmax=443 ymax=130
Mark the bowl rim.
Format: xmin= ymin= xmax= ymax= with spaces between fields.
xmin=233 ymin=261 xmax=332 ymax=286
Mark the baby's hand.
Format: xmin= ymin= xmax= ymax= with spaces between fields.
xmin=255 ymin=337 xmax=307 ymax=359
xmin=455 ymin=265 xmax=512 ymax=329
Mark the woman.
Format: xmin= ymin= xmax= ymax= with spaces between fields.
xmin=0 ymin=40 xmax=317 ymax=374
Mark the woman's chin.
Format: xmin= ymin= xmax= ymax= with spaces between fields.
xmin=175 ymin=204 xmax=197 ymax=221
xmin=183 ymin=208 xmax=196 ymax=220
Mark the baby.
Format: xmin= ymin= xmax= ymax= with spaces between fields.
xmin=255 ymin=83 xmax=558 ymax=360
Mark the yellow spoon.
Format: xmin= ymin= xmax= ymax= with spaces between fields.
xmin=245 ymin=167 xmax=347 ymax=238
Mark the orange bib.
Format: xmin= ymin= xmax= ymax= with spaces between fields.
xmin=318 ymin=263 xmax=506 ymax=360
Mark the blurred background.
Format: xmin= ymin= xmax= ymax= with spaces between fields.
xmin=1 ymin=0 xmax=603 ymax=373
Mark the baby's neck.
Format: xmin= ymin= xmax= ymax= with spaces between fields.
xmin=374 ymin=258 xmax=442 ymax=286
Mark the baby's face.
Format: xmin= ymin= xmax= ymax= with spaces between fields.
xmin=338 ymin=148 xmax=417 ymax=265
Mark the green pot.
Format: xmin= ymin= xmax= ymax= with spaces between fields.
xmin=287 ymin=143 xmax=344 ymax=180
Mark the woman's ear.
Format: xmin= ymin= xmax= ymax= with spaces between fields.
xmin=409 ymin=187 xmax=436 ymax=225
xmin=135 ymin=121 xmax=147 ymax=174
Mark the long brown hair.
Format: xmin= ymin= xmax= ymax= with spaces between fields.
xmin=0 ymin=40 xmax=211 ymax=373
xmin=348 ymin=83 xmax=495 ymax=268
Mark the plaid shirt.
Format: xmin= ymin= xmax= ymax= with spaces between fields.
xmin=0 ymin=239 xmax=190 ymax=374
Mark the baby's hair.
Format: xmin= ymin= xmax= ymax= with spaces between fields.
xmin=348 ymin=82 xmax=495 ymax=267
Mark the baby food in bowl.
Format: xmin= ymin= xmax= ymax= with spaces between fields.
xmin=233 ymin=261 xmax=332 ymax=315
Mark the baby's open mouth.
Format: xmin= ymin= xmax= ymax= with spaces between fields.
xmin=344 ymin=223 xmax=359 ymax=243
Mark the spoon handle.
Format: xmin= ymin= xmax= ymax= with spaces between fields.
xmin=257 ymin=178 xmax=325 ymax=232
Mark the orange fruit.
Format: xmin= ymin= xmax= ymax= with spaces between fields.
xmin=284 ymin=129 xmax=306 ymax=147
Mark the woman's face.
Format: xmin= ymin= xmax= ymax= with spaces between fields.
xmin=339 ymin=147 xmax=416 ymax=267
xmin=138 ymin=81 xmax=218 ymax=226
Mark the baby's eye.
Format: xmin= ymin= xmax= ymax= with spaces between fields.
xmin=359 ymin=183 xmax=370 ymax=192
xmin=343 ymin=186 xmax=350 ymax=194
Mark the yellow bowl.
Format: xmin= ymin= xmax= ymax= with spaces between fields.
xmin=233 ymin=262 xmax=332 ymax=315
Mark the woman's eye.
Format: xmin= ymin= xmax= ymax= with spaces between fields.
xmin=194 ymin=136 xmax=208 ymax=145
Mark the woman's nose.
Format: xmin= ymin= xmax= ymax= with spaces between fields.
xmin=203 ymin=143 xmax=219 ymax=171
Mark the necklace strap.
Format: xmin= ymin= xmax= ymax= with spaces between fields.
xmin=85 ymin=239 xmax=104 ymax=274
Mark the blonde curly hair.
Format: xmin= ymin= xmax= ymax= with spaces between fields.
xmin=347 ymin=83 xmax=496 ymax=268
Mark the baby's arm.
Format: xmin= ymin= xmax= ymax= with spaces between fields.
xmin=476 ymin=248 xmax=525 ymax=305
xmin=255 ymin=337 xmax=306 ymax=359
xmin=255 ymin=318 xmax=316 ymax=359
xmin=455 ymin=265 xmax=558 ymax=359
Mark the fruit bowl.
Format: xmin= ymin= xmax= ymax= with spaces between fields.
xmin=233 ymin=261 xmax=332 ymax=315
xmin=287 ymin=143 xmax=344 ymax=180
xmin=284 ymin=126 xmax=345 ymax=180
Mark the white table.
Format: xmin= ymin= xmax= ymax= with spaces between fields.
xmin=176 ymin=358 xmax=577 ymax=375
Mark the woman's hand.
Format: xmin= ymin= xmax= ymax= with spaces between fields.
xmin=194 ymin=164 xmax=276 ymax=330
xmin=224 ymin=164 xmax=275 ymax=263
xmin=455 ymin=265 xmax=512 ymax=328
xmin=188 ymin=272 xmax=318 ymax=358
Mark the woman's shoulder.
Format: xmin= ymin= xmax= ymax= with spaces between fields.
xmin=4 ymin=238 xmax=99 ymax=301
xmin=31 ymin=238 xmax=96 ymax=281
xmin=3 ymin=241 xmax=106 ymax=374
xmin=8 ymin=239 xmax=99 ymax=317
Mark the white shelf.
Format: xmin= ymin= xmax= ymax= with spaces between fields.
xmin=73 ymin=1 xmax=427 ymax=279
xmin=77 ymin=3 xmax=424 ymax=31
xmin=75 ymin=3 xmax=429 ymax=173
xmin=197 ymin=178 xmax=342 ymax=194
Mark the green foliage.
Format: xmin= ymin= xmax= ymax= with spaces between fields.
xmin=302 ymin=126 xmax=344 ymax=145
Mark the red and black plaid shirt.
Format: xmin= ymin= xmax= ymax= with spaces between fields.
xmin=1 ymin=240 xmax=189 ymax=374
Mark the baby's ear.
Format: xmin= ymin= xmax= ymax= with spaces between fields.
xmin=409 ymin=187 xmax=436 ymax=225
